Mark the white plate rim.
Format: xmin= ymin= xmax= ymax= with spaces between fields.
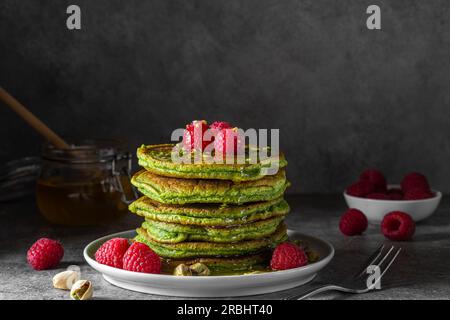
xmin=84 ymin=229 xmax=334 ymax=281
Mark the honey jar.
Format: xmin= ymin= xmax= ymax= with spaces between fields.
xmin=36 ymin=140 xmax=137 ymax=226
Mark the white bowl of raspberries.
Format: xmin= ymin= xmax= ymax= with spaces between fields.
xmin=343 ymin=169 xmax=441 ymax=223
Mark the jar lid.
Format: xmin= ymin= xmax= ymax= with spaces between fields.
xmin=41 ymin=139 xmax=127 ymax=163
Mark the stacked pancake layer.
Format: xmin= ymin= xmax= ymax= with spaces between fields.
xmin=129 ymin=144 xmax=290 ymax=273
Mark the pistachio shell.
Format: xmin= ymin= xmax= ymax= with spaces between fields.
xmin=173 ymin=264 xmax=192 ymax=276
xmin=52 ymin=270 xmax=80 ymax=290
xmin=189 ymin=263 xmax=210 ymax=276
xmin=70 ymin=280 xmax=93 ymax=300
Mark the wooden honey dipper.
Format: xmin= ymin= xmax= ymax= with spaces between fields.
xmin=0 ymin=86 xmax=70 ymax=149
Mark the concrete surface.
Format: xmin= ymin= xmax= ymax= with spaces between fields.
xmin=1 ymin=194 xmax=449 ymax=300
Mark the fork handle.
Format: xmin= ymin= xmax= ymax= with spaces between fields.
xmin=293 ymin=285 xmax=348 ymax=300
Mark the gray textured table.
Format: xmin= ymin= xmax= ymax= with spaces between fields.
xmin=1 ymin=194 xmax=449 ymax=300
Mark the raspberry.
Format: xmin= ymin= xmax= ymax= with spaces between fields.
xmin=366 ymin=193 xmax=390 ymax=200
xmin=123 ymin=242 xmax=161 ymax=274
xmin=346 ymin=180 xmax=375 ymax=197
xmin=360 ymin=169 xmax=387 ymax=192
xmin=95 ymin=238 xmax=130 ymax=269
xmin=209 ymin=121 xmax=233 ymax=145
xmin=381 ymin=211 xmax=415 ymax=241
xmin=183 ymin=120 xmax=210 ymax=151
xmin=388 ymin=188 xmax=404 ymax=200
xmin=27 ymin=238 xmax=64 ymax=270
xmin=403 ymin=188 xmax=434 ymax=200
xmin=339 ymin=209 xmax=368 ymax=236
xmin=270 ymin=242 xmax=308 ymax=270
xmin=210 ymin=121 xmax=232 ymax=131
xmin=401 ymin=172 xmax=430 ymax=193
xmin=214 ymin=127 xmax=244 ymax=156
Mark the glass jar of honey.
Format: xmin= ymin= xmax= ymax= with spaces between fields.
xmin=36 ymin=140 xmax=137 ymax=226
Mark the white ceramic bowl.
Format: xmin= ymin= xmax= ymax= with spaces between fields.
xmin=343 ymin=185 xmax=442 ymax=223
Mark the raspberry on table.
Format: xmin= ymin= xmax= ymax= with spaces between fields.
xmin=339 ymin=208 xmax=368 ymax=236
xmin=270 ymin=242 xmax=309 ymax=270
xmin=360 ymin=169 xmax=387 ymax=192
xmin=27 ymin=238 xmax=64 ymax=270
xmin=401 ymin=172 xmax=430 ymax=193
xmin=346 ymin=180 xmax=375 ymax=197
xmin=366 ymin=192 xmax=390 ymax=200
xmin=123 ymin=242 xmax=161 ymax=274
xmin=95 ymin=238 xmax=130 ymax=269
xmin=403 ymin=188 xmax=434 ymax=200
xmin=381 ymin=211 xmax=415 ymax=241
xmin=183 ymin=120 xmax=210 ymax=152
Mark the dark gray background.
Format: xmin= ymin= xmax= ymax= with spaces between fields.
xmin=1 ymin=0 xmax=449 ymax=194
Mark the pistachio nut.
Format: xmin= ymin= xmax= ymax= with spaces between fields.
xmin=306 ymin=249 xmax=320 ymax=263
xmin=173 ymin=264 xmax=192 ymax=276
xmin=70 ymin=280 xmax=93 ymax=300
xmin=53 ymin=270 xmax=80 ymax=290
xmin=189 ymin=263 xmax=210 ymax=276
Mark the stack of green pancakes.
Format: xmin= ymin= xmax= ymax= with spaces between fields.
xmin=129 ymin=144 xmax=291 ymax=274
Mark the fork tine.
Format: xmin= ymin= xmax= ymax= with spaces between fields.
xmin=376 ymin=245 xmax=395 ymax=268
xmin=379 ymin=247 xmax=402 ymax=278
xmin=354 ymin=244 xmax=385 ymax=278
xmin=368 ymin=247 xmax=402 ymax=290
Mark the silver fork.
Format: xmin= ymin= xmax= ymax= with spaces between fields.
xmin=284 ymin=244 xmax=402 ymax=300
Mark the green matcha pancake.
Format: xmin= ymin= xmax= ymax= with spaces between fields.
xmin=134 ymin=223 xmax=288 ymax=258
xmin=131 ymin=169 xmax=290 ymax=205
xmin=141 ymin=216 xmax=284 ymax=243
xmin=129 ymin=197 xmax=290 ymax=227
xmin=162 ymin=253 xmax=271 ymax=274
xmin=137 ymin=144 xmax=287 ymax=182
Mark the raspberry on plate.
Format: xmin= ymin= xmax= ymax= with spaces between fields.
xmin=360 ymin=169 xmax=387 ymax=192
xmin=27 ymin=238 xmax=64 ymax=270
xmin=209 ymin=121 xmax=232 ymax=131
xmin=214 ymin=127 xmax=244 ymax=156
xmin=270 ymin=242 xmax=308 ymax=270
xmin=381 ymin=211 xmax=415 ymax=241
xmin=403 ymin=188 xmax=434 ymax=200
xmin=366 ymin=192 xmax=390 ymax=200
xmin=401 ymin=172 xmax=430 ymax=193
xmin=95 ymin=238 xmax=130 ymax=269
xmin=339 ymin=208 xmax=368 ymax=236
xmin=183 ymin=120 xmax=210 ymax=152
xmin=123 ymin=242 xmax=161 ymax=274
xmin=346 ymin=180 xmax=375 ymax=197
xmin=209 ymin=121 xmax=233 ymax=145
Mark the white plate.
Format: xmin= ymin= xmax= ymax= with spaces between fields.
xmin=84 ymin=230 xmax=334 ymax=297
